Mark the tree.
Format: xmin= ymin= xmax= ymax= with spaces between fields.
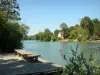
xmin=80 ymin=16 xmax=91 ymax=28
xmin=0 ymin=0 xmax=30 ymax=53
xmin=60 ymin=23 xmax=68 ymax=39
xmin=44 ymin=28 xmax=51 ymax=33
xmin=33 ymin=28 xmax=54 ymax=41
xmin=28 ymin=35 xmax=35 ymax=40
xmin=54 ymin=29 xmax=59 ymax=36
xmin=80 ymin=16 xmax=94 ymax=38
xmin=68 ymin=29 xmax=78 ymax=39
xmin=60 ymin=23 xmax=68 ymax=30
xmin=51 ymin=35 xmax=58 ymax=41
xmin=92 ymin=18 xmax=100 ymax=39
xmin=0 ymin=0 xmax=20 ymax=21
xmin=0 ymin=10 xmax=29 ymax=53
xmin=0 ymin=12 xmax=22 ymax=52
xmin=38 ymin=32 xmax=44 ymax=41
xmin=67 ymin=26 xmax=75 ymax=38
xmin=43 ymin=28 xmax=53 ymax=41
xmin=35 ymin=34 xmax=39 ymax=40
xmin=20 ymin=24 xmax=30 ymax=40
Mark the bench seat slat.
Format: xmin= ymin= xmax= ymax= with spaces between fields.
xmin=15 ymin=49 xmax=40 ymax=57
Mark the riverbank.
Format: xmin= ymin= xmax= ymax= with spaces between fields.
xmin=60 ymin=39 xmax=100 ymax=43
xmin=0 ymin=53 xmax=63 ymax=75
xmin=59 ymin=39 xmax=78 ymax=42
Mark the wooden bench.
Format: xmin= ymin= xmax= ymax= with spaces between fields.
xmin=15 ymin=49 xmax=40 ymax=62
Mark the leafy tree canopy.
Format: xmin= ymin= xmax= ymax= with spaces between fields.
xmin=0 ymin=0 xmax=20 ymax=21
xmin=60 ymin=23 xmax=68 ymax=30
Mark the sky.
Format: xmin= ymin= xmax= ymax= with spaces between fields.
xmin=17 ymin=0 xmax=100 ymax=35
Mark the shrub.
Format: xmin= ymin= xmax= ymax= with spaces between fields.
xmin=77 ymin=36 xmax=83 ymax=42
xmin=62 ymin=44 xmax=100 ymax=75
xmin=0 ymin=11 xmax=29 ymax=53
xmin=51 ymin=35 xmax=58 ymax=41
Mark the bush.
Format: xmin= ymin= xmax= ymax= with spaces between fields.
xmin=77 ymin=36 xmax=83 ymax=42
xmin=92 ymin=35 xmax=100 ymax=40
xmin=51 ymin=35 xmax=58 ymax=41
xmin=62 ymin=44 xmax=100 ymax=75
xmin=0 ymin=11 xmax=26 ymax=53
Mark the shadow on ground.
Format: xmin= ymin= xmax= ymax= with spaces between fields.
xmin=0 ymin=54 xmax=62 ymax=75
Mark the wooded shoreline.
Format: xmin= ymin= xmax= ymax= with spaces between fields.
xmin=59 ymin=39 xmax=100 ymax=43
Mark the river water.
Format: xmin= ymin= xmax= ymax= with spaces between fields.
xmin=23 ymin=40 xmax=100 ymax=67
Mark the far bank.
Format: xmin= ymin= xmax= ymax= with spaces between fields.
xmin=59 ymin=39 xmax=100 ymax=43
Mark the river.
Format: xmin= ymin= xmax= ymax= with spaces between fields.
xmin=23 ymin=40 xmax=100 ymax=67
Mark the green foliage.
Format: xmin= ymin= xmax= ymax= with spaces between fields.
xmin=60 ymin=23 xmax=68 ymax=30
xmin=0 ymin=1 xmax=28 ymax=53
xmin=80 ymin=16 xmax=94 ymax=38
xmin=43 ymin=28 xmax=53 ymax=41
xmin=92 ymin=18 xmax=100 ymax=38
xmin=54 ymin=29 xmax=59 ymax=36
xmin=38 ymin=32 xmax=44 ymax=41
xmin=0 ymin=0 xmax=20 ymax=21
xmin=63 ymin=44 xmax=100 ymax=75
xmin=60 ymin=23 xmax=68 ymax=39
xmin=51 ymin=35 xmax=58 ymax=41
xmin=28 ymin=35 xmax=35 ymax=40
xmin=0 ymin=11 xmax=29 ymax=53
xmin=28 ymin=16 xmax=100 ymax=42
xmin=68 ymin=29 xmax=78 ymax=39
xmin=77 ymin=36 xmax=82 ymax=42
xmin=0 ymin=0 xmax=29 ymax=53
xmin=32 ymin=28 xmax=56 ymax=41
xmin=80 ymin=16 xmax=91 ymax=28
xmin=67 ymin=17 xmax=100 ymax=41
xmin=20 ymin=24 xmax=30 ymax=40
xmin=35 ymin=34 xmax=40 ymax=40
